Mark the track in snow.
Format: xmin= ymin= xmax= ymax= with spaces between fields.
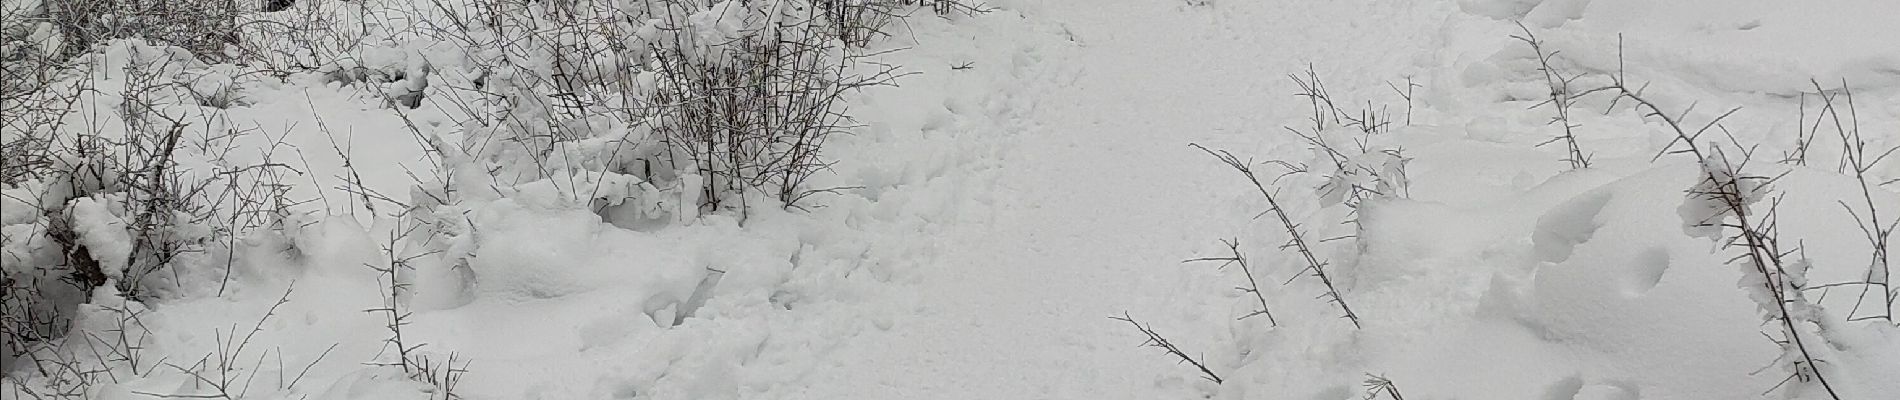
xmin=782 ymin=1 xmax=1457 ymax=398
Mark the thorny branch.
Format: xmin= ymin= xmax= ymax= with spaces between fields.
xmin=1192 ymin=144 xmax=1361 ymax=328
xmin=1185 ymin=238 xmax=1278 ymax=327
xmin=1111 ymin=312 xmax=1222 ymax=384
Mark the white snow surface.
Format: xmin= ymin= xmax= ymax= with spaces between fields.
xmin=6 ymin=0 xmax=1900 ymax=399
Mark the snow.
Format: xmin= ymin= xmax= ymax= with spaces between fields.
xmin=6 ymin=0 xmax=1900 ymax=399
xmin=63 ymin=196 xmax=133 ymax=281
xmin=1517 ymin=0 xmax=1900 ymax=93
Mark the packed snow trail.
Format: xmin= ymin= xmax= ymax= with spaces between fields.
xmin=784 ymin=1 xmax=1459 ymax=398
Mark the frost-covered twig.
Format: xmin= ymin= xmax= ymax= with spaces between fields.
xmin=1784 ymin=86 xmax=1821 ymax=165
xmin=1290 ymin=65 xmax=1392 ymax=136
xmin=1110 ymin=312 xmax=1222 ymax=384
xmin=1511 ymin=23 xmax=1592 ymax=170
xmin=1192 ymin=144 xmax=1361 ymax=328
xmin=1386 ymin=77 xmax=1419 ymax=127
xmin=1185 ymin=238 xmax=1278 ymax=327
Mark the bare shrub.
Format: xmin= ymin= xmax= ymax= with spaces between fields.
xmin=643 ymin=5 xmax=908 ymax=216
xmin=3 ymin=40 xmax=300 ymax=380
xmin=45 ymin=0 xmax=239 ymax=62
xmin=1794 ymin=81 xmax=1895 ymax=324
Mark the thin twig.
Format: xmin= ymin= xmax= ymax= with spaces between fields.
xmin=1111 ymin=312 xmax=1222 ymax=384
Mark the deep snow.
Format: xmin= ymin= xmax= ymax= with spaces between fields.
xmin=5 ymin=0 xmax=1900 ymax=399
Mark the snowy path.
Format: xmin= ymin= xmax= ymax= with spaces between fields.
xmin=786 ymin=1 xmax=1457 ymax=398
xmin=12 ymin=1 xmax=1900 ymax=399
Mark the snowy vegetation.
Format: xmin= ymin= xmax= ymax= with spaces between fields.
xmin=2 ymin=0 xmax=1897 ymax=399
xmin=4 ymin=0 xmax=983 ymax=397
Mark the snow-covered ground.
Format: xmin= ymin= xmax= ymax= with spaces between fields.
xmin=5 ymin=0 xmax=1898 ymax=399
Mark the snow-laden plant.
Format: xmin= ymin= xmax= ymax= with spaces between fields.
xmin=1 ymin=0 xmax=63 ymax=103
xmin=1142 ymin=71 xmax=1423 ymax=391
xmin=1169 ymin=70 xmax=1419 ymax=340
xmin=3 ymin=40 xmax=299 ymax=378
xmin=41 ymin=0 xmax=237 ymax=62
xmin=274 ymin=0 xmax=913 ymax=315
xmin=1684 ymin=149 xmax=1845 ymax=398
xmin=232 ymin=0 xmax=923 ymax=234
xmin=645 ymin=1 xmax=911 ymax=215
xmin=395 ymin=0 xmax=904 ymax=216
xmin=1588 ymin=50 xmax=1847 ymax=399
xmin=1284 ymin=66 xmax=1411 ymax=209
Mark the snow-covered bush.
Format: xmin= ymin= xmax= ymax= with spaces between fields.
xmin=1582 ymin=44 xmax=1868 ymax=398
xmin=5 ymin=0 xmax=946 ymax=395
xmin=40 ymin=0 xmax=237 ymax=62
xmin=278 ymin=0 xmax=919 ymax=309
xmin=1139 ymin=70 xmax=1426 ymax=388
xmin=1 ymin=0 xmax=60 ymax=100
xmin=3 ymin=40 xmax=299 ymax=377
xmin=1285 ymin=67 xmax=1412 ymax=209
xmin=237 ymin=0 xmax=918 ymax=221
